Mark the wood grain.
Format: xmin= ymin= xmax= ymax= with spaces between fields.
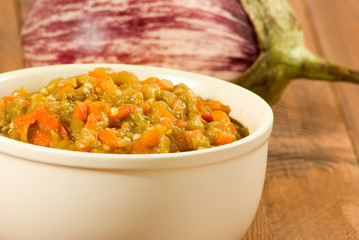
xmin=0 ymin=0 xmax=24 ymax=72
xmin=243 ymin=0 xmax=359 ymax=239
xmin=305 ymin=0 xmax=359 ymax=159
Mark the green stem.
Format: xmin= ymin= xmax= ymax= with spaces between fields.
xmin=299 ymin=52 xmax=359 ymax=83
xmin=237 ymin=0 xmax=359 ymax=105
xmin=235 ymin=46 xmax=359 ymax=105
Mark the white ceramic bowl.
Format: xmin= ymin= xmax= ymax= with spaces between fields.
xmin=0 ymin=64 xmax=273 ymax=240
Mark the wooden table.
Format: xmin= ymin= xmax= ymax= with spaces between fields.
xmin=1 ymin=0 xmax=359 ymax=239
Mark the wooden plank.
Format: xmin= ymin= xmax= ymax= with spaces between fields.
xmin=0 ymin=0 xmax=24 ymax=72
xmin=243 ymin=0 xmax=359 ymax=239
xmin=305 ymin=0 xmax=359 ymax=160
xmin=268 ymin=0 xmax=356 ymax=167
xmin=242 ymin=199 xmax=272 ymax=240
xmin=263 ymin=164 xmax=359 ymax=239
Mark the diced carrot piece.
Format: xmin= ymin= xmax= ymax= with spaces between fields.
xmin=207 ymin=101 xmax=222 ymax=111
xmin=139 ymin=77 xmax=173 ymax=90
xmin=32 ymin=129 xmax=51 ymax=147
xmin=35 ymin=105 xmax=60 ymax=131
xmin=140 ymin=77 xmax=161 ymax=85
xmin=204 ymin=101 xmax=231 ymax=113
xmin=117 ymin=104 xmax=137 ymax=120
xmin=76 ymin=146 xmax=91 ymax=152
xmin=84 ymin=100 xmax=111 ymax=115
xmin=130 ymin=140 xmax=148 ymax=154
xmin=130 ymin=127 xmax=161 ymax=154
xmin=1 ymin=96 xmax=30 ymax=107
xmin=142 ymin=127 xmax=160 ymax=147
xmin=82 ymin=100 xmax=112 ymax=128
xmin=13 ymin=111 xmax=37 ymax=142
xmin=84 ymin=113 xmax=100 ymax=129
xmin=211 ymin=110 xmax=231 ymax=123
xmin=84 ymin=99 xmax=93 ymax=108
xmin=100 ymin=79 xmax=117 ymax=92
xmin=160 ymin=118 xmax=173 ymax=131
xmin=88 ymin=69 xmax=110 ymax=81
xmin=196 ymin=97 xmax=204 ymax=112
xmin=158 ymin=79 xmax=174 ymax=91
xmin=1 ymin=96 xmax=18 ymax=106
xmin=159 ymin=108 xmax=175 ymax=122
xmin=130 ymin=139 xmax=150 ymax=154
xmin=142 ymin=102 xmax=151 ymax=114
xmin=215 ymin=132 xmax=234 ymax=145
xmin=93 ymin=101 xmax=111 ymax=115
xmin=58 ymin=84 xmax=74 ymax=93
xmin=99 ymin=129 xmax=125 ymax=148
xmin=196 ymin=97 xmax=213 ymax=122
xmin=13 ymin=111 xmax=37 ymax=129
xmin=157 ymin=108 xmax=176 ymax=130
xmin=13 ymin=105 xmax=68 ymax=143
xmin=216 ymin=123 xmax=237 ymax=134
xmin=73 ymin=101 xmax=88 ymax=121
xmin=202 ymin=112 xmax=213 ymax=122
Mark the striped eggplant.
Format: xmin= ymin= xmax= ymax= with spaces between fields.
xmin=21 ymin=0 xmax=359 ymax=104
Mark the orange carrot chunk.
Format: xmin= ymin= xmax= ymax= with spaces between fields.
xmin=196 ymin=97 xmax=213 ymax=122
xmin=159 ymin=118 xmax=173 ymax=131
xmin=215 ymin=132 xmax=235 ymax=145
xmin=32 ymin=129 xmax=51 ymax=147
xmin=211 ymin=110 xmax=231 ymax=123
xmin=13 ymin=111 xmax=37 ymax=142
xmin=88 ymin=69 xmax=109 ymax=81
xmin=35 ymin=105 xmax=60 ymax=131
xmin=204 ymin=101 xmax=230 ymax=112
xmin=196 ymin=97 xmax=204 ymax=112
xmin=13 ymin=105 xmax=68 ymax=144
xmin=139 ymin=77 xmax=161 ymax=85
xmin=99 ymin=129 xmax=125 ymax=148
xmin=100 ymin=79 xmax=117 ymax=92
xmin=76 ymin=146 xmax=91 ymax=152
xmin=157 ymin=107 xmax=175 ymax=130
xmin=130 ymin=127 xmax=161 ymax=154
xmin=1 ymin=96 xmax=18 ymax=106
xmin=139 ymin=77 xmax=173 ymax=90
xmin=13 ymin=111 xmax=37 ymax=129
xmin=73 ymin=101 xmax=88 ymax=121
xmin=58 ymin=84 xmax=74 ymax=93
xmin=117 ymin=104 xmax=137 ymax=120
xmin=84 ymin=113 xmax=100 ymax=129
xmin=142 ymin=127 xmax=160 ymax=147
xmin=142 ymin=102 xmax=151 ymax=114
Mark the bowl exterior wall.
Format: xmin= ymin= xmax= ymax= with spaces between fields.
xmin=0 ymin=142 xmax=267 ymax=240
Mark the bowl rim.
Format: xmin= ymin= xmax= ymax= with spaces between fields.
xmin=0 ymin=64 xmax=273 ymax=170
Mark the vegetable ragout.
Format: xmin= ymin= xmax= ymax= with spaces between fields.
xmin=0 ymin=68 xmax=248 ymax=154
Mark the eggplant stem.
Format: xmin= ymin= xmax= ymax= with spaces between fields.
xmin=235 ymin=46 xmax=359 ymax=105
xmin=238 ymin=0 xmax=359 ymax=104
xmin=299 ymin=53 xmax=359 ymax=84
